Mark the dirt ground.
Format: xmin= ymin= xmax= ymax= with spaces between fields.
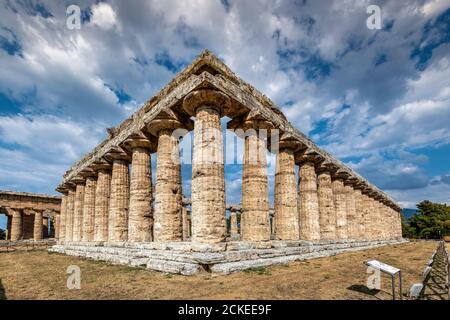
xmin=0 ymin=241 xmax=439 ymax=300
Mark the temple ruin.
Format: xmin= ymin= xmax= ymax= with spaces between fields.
xmin=0 ymin=191 xmax=61 ymax=241
xmin=49 ymin=51 xmax=404 ymax=274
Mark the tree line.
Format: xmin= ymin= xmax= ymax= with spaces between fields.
xmin=402 ymin=200 xmax=450 ymax=239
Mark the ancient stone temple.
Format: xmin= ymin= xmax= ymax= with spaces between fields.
xmin=0 ymin=191 xmax=61 ymax=241
xmin=50 ymin=51 xmax=404 ymax=275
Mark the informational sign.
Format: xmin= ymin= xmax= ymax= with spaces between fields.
xmin=366 ymin=260 xmax=400 ymax=275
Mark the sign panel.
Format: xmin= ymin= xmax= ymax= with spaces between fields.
xmin=365 ymin=260 xmax=400 ymax=275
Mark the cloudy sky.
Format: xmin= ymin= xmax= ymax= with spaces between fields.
xmin=0 ymin=0 xmax=449 ymax=230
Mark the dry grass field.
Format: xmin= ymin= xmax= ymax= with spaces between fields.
xmin=0 ymin=241 xmax=439 ymax=300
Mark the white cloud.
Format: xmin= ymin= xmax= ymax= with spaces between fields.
xmin=90 ymin=3 xmax=118 ymax=30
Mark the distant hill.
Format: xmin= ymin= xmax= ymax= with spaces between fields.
xmin=402 ymin=208 xmax=418 ymax=219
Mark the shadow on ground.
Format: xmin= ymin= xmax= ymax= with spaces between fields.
xmin=0 ymin=279 xmax=6 ymax=300
xmin=347 ymin=284 xmax=381 ymax=298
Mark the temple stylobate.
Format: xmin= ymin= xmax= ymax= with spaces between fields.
xmin=51 ymin=51 xmax=404 ymax=275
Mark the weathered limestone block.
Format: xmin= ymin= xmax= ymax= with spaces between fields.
xmin=55 ymin=214 xmax=60 ymax=240
xmin=317 ymin=171 xmax=336 ymax=240
xmin=361 ymin=194 xmax=371 ymax=240
xmin=154 ymin=129 xmax=183 ymax=241
xmin=59 ymin=193 xmax=67 ymax=242
xmin=94 ymin=169 xmax=111 ymax=242
xmin=332 ymin=178 xmax=348 ymax=240
xmin=274 ymin=148 xmax=299 ymax=240
xmin=241 ymin=133 xmax=270 ymax=241
xmin=109 ymin=159 xmax=130 ymax=242
xmin=73 ymin=181 xmax=85 ymax=242
xmin=298 ymin=161 xmax=320 ymax=241
xmin=65 ymin=189 xmax=75 ymax=241
xmin=10 ymin=208 xmax=23 ymax=241
xmin=345 ymin=184 xmax=357 ymax=240
xmin=33 ymin=210 xmax=43 ymax=240
xmin=82 ymin=176 xmax=96 ymax=242
xmin=353 ymin=188 xmax=365 ymax=240
xmin=182 ymin=207 xmax=190 ymax=241
xmin=184 ymin=90 xmax=228 ymax=243
xmin=129 ymin=145 xmax=153 ymax=242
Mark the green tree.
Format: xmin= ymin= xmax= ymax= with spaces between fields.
xmin=407 ymin=200 xmax=450 ymax=239
xmin=0 ymin=228 xmax=5 ymax=240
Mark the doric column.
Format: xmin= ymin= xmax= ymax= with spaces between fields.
xmin=93 ymin=162 xmax=112 ymax=242
xmin=240 ymin=123 xmax=270 ymax=241
xmin=107 ymin=151 xmax=130 ymax=242
xmin=65 ymin=188 xmax=75 ymax=242
xmin=55 ymin=215 xmax=60 ymax=240
xmin=124 ymin=137 xmax=154 ymax=242
xmin=298 ymin=161 xmax=320 ymax=241
xmin=81 ymin=174 xmax=97 ymax=242
xmin=182 ymin=207 xmax=190 ymax=241
xmin=72 ymin=178 xmax=85 ymax=242
xmin=345 ymin=184 xmax=357 ymax=240
xmin=230 ymin=210 xmax=238 ymax=237
xmin=10 ymin=208 xmax=22 ymax=241
xmin=332 ymin=178 xmax=348 ymax=240
xmin=396 ymin=209 xmax=403 ymax=239
xmin=59 ymin=192 xmax=67 ymax=242
xmin=154 ymin=128 xmax=183 ymax=241
xmin=6 ymin=214 xmax=12 ymax=240
xmin=362 ymin=193 xmax=372 ymax=240
xmin=317 ymin=171 xmax=336 ymax=240
xmin=33 ymin=210 xmax=43 ymax=241
xmin=274 ymin=147 xmax=299 ymax=240
xmin=183 ymin=89 xmax=229 ymax=243
xmin=353 ymin=188 xmax=365 ymax=240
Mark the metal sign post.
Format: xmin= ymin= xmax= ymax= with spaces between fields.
xmin=365 ymin=260 xmax=403 ymax=300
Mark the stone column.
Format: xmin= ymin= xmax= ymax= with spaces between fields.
xmin=362 ymin=193 xmax=372 ymax=240
xmin=230 ymin=210 xmax=238 ymax=237
xmin=274 ymin=147 xmax=299 ymax=240
xmin=298 ymin=161 xmax=320 ymax=241
xmin=55 ymin=215 xmax=60 ymax=240
xmin=72 ymin=179 xmax=85 ymax=242
xmin=109 ymin=158 xmax=130 ymax=242
xmin=182 ymin=207 xmax=190 ymax=241
xmin=65 ymin=188 xmax=75 ymax=242
xmin=93 ymin=166 xmax=111 ymax=242
xmin=128 ymin=144 xmax=153 ymax=242
xmin=345 ymin=184 xmax=357 ymax=240
xmin=59 ymin=193 xmax=67 ymax=242
xmin=10 ymin=208 xmax=23 ymax=241
xmin=33 ymin=210 xmax=43 ymax=241
xmin=353 ymin=188 xmax=365 ymax=240
xmin=82 ymin=176 xmax=97 ymax=242
xmin=241 ymin=130 xmax=270 ymax=241
xmin=183 ymin=90 xmax=228 ymax=243
xmin=317 ymin=171 xmax=336 ymax=240
xmin=42 ymin=217 xmax=49 ymax=238
xmin=6 ymin=215 xmax=12 ymax=240
xmin=154 ymin=129 xmax=183 ymax=242
xmin=332 ymin=178 xmax=348 ymax=240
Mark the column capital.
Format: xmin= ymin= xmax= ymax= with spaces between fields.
xmin=104 ymin=146 xmax=131 ymax=162
xmin=122 ymin=130 xmax=158 ymax=151
xmin=183 ymin=89 xmax=230 ymax=116
xmin=92 ymin=159 xmax=112 ymax=172
xmin=71 ymin=176 xmax=86 ymax=185
xmin=146 ymin=109 xmax=193 ymax=136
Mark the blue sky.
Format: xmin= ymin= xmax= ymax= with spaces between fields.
xmin=1 ymin=0 xmax=450 ymax=231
